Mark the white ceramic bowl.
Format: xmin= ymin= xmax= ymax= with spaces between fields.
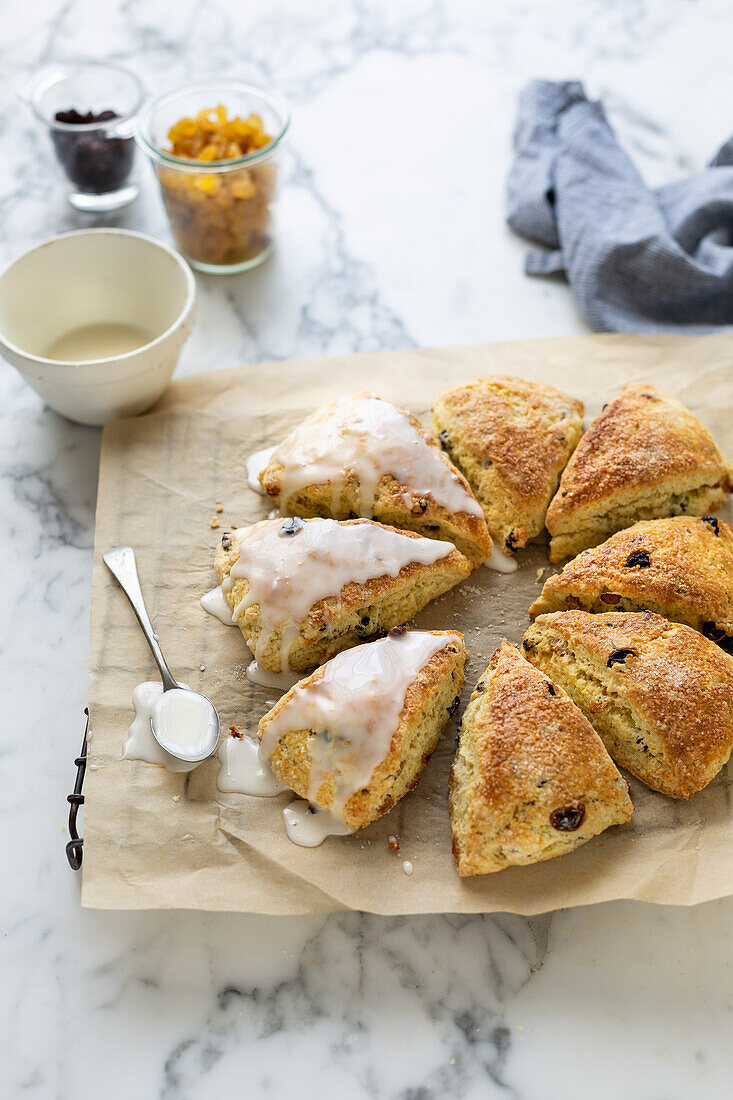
xmin=0 ymin=229 xmax=196 ymax=425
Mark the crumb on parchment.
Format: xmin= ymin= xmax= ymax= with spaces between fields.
xmin=210 ymin=516 xmax=220 ymax=528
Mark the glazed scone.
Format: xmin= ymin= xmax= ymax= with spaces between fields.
xmin=258 ymin=629 xmax=466 ymax=830
xmin=545 ymin=384 xmax=732 ymax=562
xmin=259 ymin=393 xmax=493 ymax=567
xmin=432 ymin=375 xmax=583 ymax=555
xmin=522 ymin=611 xmax=733 ymax=799
xmin=214 ymin=517 xmax=472 ymax=672
xmin=530 ymin=515 xmax=733 ymax=651
xmin=449 ymin=642 xmax=632 ymax=876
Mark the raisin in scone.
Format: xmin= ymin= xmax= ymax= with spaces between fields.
xmin=214 ymin=517 xmax=472 ymax=672
xmin=530 ymin=515 xmax=733 ymax=651
xmin=259 ymin=630 xmax=466 ymax=831
xmin=545 ymin=384 xmax=732 ymax=562
xmin=432 ymin=375 xmax=583 ymax=555
xmin=259 ymin=393 xmax=493 ymax=567
xmin=522 ymin=611 xmax=733 ymax=800
xmin=449 ymin=641 xmax=632 ymax=876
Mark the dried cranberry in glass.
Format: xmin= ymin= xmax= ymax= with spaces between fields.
xmin=51 ymin=108 xmax=134 ymax=194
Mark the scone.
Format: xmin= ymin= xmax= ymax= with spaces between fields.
xmin=450 ymin=642 xmax=632 ymax=876
xmin=522 ymin=611 xmax=733 ymax=799
xmin=259 ymin=393 xmax=493 ymax=567
xmin=432 ymin=375 xmax=583 ymax=555
xmin=214 ymin=518 xmax=472 ymax=672
xmin=259 ymin=629 xmax=466 ymax=830
xmin=545 ymin=384 xmax=732 ymax=562
xmin=530 ymin=515 xmax=733 ymax=651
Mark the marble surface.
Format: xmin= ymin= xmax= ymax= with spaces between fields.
xmin=2 ymin=1 xmax=733 ymax=1096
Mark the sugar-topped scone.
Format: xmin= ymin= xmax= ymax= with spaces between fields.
xmin=259 ymin=629 xmax=466 ymax=830
xmin=432 ymin=375 xmax=583 ymax=556
xmin=259 ymin=393 xmax=493 ymax=567
xmin=214 ymin=517 xmax=472 ymax=672
xmin=522 ymin=611 xmax=733 ymax=800
xmin=545 ymin=384 xmax=732 ymax=562
xmin=530 ymin=516 xmax=733 ymax=651
xmin=450 ymin=642 xmax=632 ymax=876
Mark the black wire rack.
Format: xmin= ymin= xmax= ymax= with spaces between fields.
xmin=66 ymin=708 xmax=88 ymax=870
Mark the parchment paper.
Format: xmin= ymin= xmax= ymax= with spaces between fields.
xmin=83 ymin=334 xmax=733 ymax=914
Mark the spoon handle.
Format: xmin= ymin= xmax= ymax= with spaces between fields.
xmin=103 ymin=546 xmax=179 ymax=692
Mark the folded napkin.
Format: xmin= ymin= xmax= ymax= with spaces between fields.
xmin=506 ymin=80 xmax=733 ymax=332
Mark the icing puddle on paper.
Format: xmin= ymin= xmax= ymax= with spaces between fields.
xmin=246 ymin=445 xmax=275 ymax=494
xmin=200 ymin=585 xmax=237 ymax=625
xmin=215 ymin=735 xmax=351 ymax=846
xmin=124 ymin=681 xmax=202 ymax=774
xmin=216 ymin=733 xmax=286 ymax=796
xmin=484 ymin=545 xmax=518 ymax=574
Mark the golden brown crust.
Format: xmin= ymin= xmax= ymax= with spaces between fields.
xmin=259 ymin=394 xmax=493 ymax=567
xmin=260 ymin=631 xmax=466 ymax=830
xmin=522 ymin=610 xmax=733 ymax=799
xmin=530 ymin=516 xmax=733 ymax=650
xmin=214 ymin=519 xmax=473 ymax=671
xmin=449 ymin=642 xmax=632 ymax=876
xmin=545 ymin=384 xmax=731 ymax=561
xmin=432 ymin=375 xmax=583 ymax=553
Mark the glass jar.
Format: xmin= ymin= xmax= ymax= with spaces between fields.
xmin=136 ymin=81 xmax=290 ymax=273
xmin=24 ymin=62 xmax=143 ymax=212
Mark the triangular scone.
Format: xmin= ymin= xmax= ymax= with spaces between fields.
xmin=545 ymin=383 xmax=732 ymax=562
xmin=214 ymin=518 xmax=472 ymax=672
xmin=522 ymin=611 xmax=733 ymax=800
xmin=449 ymin=642 xmax=632 ymax=876
xmin=432 ymin=375 xmax=583 ymax=555
xmin=259 ymin=630 xmax=466 ymax=830
xmin=259 ymin=393 xmax=493 ymax=567
xmin=530 ymin=516 xmax=733 ymax=651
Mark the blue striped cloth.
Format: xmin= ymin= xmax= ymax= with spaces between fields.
xmin=506 ymin=80 xmax=733 ymax=332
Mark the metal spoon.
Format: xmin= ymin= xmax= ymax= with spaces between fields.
xmin=103 ymin=546 xmax=220 ymax=764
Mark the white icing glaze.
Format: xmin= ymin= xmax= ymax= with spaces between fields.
xmin=151 ymin=688 xmax=219 ymax=761
xmin=200 ymin=585 xmax=237 ymax=625
xmin=260 ymin=630 xmax=460 ymax=818
xmin=282 ymin=800 xmax=353 ymax=846
xmin=216 ymin=734 xmax=285 ymax=796
xmin=245 ymin=661 xmax=302 ymax=692
xmin=223 ymin=517 xmax=456 ymax=670
xmin=123 ymin=681 xmax=200 ymax=774
xmin=269 ymin=394 xmax=484 ymax=519
xmin=485 ymin=545 xmax=519 ymax=574
xmin=246 ymin=445 xmax=275 ymax=494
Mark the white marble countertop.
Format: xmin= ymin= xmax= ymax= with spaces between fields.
xmin=2 ymin=1 xmax=733 ymax=1097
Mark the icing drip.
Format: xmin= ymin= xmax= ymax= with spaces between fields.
xmin=201 ymin=585 xmax=237 ymax=624
xmin=246 ymin=445 xmax=275 ymax=494
xmin=216 ymin=733 xmax=285 ymax=796
xmin=269 ymin=394 xmax=484 ymax=519
xmin=282 ymin=800 xmax=354 ymax=846
xmin=485 ymin=546 xmax=519 ymax=574
xmin=222 ymin=517 xmax=456 ymax=671
xmin=245 ymin=661 xmax=302 ymax=691
xmin=260 ymin=630 xmax=460 ymax=818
